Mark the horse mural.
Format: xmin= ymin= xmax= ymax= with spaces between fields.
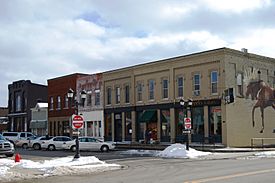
xmin=244 ymin=68 xmax=275 ymax=133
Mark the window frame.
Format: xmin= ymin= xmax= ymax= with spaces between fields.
xmin=177 ymin=76 xmax=184 ymax=98
xmin=162 ymin=78 xmax=169 ymax=99
xmin=148 ymin=79 xmax=155 ymax=100
xmin=193 ymin=73 xmax=201 ymax=96
xmin=211 ymin=71 xmax=218 ymax=95
xmin=137 ymin=82 xmax=143 ymax=102
xmin=115 ymin=86 xmax=121 ymax=104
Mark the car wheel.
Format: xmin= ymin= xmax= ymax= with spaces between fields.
xmin=33 ymin=143 xmax=41 ymax=150
xmin=48 ymin=144 xmax=56 ymax=151
xmin=22 ymin=143 xmax=28 ymax=149
xmin=5 ymin=154 xmax=14 ymax=157
xmin=101 ymin=145 xmax=109 ymax=152
xmin=70 ymin=145 xmax=76 ymax=152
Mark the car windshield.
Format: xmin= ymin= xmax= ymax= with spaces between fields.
xmin=0 ymin=134 xmax=5 ymax=140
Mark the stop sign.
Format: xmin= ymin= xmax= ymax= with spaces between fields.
xmin=72 ymin=115 xmax=84 ymax=129
xmin=184 ymin=117 xmax=192 ymax=130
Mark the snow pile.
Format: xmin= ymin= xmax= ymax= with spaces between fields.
xmin=254 ymin=151 xmax=275 ymax=158
xmin=0 ymin=156 xmax=120 ymax=182
xmin=157 ymin=144 xmax=211 ymax=159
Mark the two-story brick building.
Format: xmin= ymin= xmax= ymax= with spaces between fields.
xmin=47 ymin=73 xmax=87 ymax=136
xmin=7 ymin=80 xmax=47 ymax=132
xmin=103 ymin=48 xmax=275 ymax=147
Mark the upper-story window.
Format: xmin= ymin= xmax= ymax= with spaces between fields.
xmin=95 ymin=90 xmax=100 ymax=106
xmin=137 ymin=82 xmax=143 ymax=102
xmin=15 ymin=93 xmax=21 ymax=112
xmin=50 ymin=96 xmax=54 ymax=110
xmin=177 ymin=76 xmax=184 ymax=98
xmin=64 ymin=95 xmax=69 ymax=108
xmin=125 ymin=85 xmax=130 ymax=103
xmin=148 ymin=79 xmax=155 ymax=100
xmin=107 ymin=87 xmax=112 ymax=105
xmin=57 ymin=96 xmax=61 ymax=110
xmin=211 ymin=71 xmax=218 ymax=94
xmin=237 ymin=73 xmax=243 ymax=96
xmin=86 ymin=93 xmax=92 ymax=106
xmin=193 ymin=74 xmax=200 ymax=96
xmin=115 ymin=87 xmax=121 ymax=104
xmin=162 ymin=79 xmax=168 ymax=99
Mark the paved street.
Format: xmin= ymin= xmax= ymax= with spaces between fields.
xmin=8 ymin=148 xmax=275 ymax=183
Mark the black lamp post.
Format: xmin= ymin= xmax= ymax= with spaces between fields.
xmin=179 ymin=98 xmax=193 ymax=151
xmin=67 ymin=88 xmax=86 ymax=159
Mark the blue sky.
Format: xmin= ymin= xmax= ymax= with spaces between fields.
xmin=0 ymin=0 xmax=275 ymax=106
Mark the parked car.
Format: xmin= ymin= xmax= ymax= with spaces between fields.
xmin=15 ymin=135 xmax=38 ymax=149
xmin=41 ymin=136 xmax=72 ymax=151
xmin=0 ymin=134 xmax=15 ymax=157
xmin=29 ymin=136 xmax=53 ymax=150
xmin=2 ymin=132 xmax=36 ymax=145
xmin=63 ymin=137 xmax=115 ymax=152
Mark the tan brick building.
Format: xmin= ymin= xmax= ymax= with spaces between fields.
xmin=103 ymin=48 xmax=275 ymax=147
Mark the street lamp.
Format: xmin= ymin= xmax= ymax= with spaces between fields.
xmin=67 ymin=88 xmax=87 ymax=159
xmin=179 ymin=98 xmax=193 ymax=151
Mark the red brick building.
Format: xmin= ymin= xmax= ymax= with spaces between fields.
xmin=0 ymin=107 xmax=8 ymax=132
xmin=47 ymin=73 xmax=87 ymax=136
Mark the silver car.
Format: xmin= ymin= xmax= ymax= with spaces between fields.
xmin=41 ymin=136 xmax=72 ymax=151
xmin=0 ymin=134 xmax=15 ymax=157
xmin=63 ymin=137 xmax=115 ymax=152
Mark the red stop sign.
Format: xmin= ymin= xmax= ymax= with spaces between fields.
xmin=72 ymin=115 xmax=84 ymax=129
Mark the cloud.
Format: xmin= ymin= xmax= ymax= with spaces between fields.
xmin=0 ymin=0 xmax=275 ymax=106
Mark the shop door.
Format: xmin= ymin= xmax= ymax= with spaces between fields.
xmin=114 ymin=113 xmax=122 ymax=142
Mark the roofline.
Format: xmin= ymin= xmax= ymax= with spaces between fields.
xmin=47 ymin=73 xmax=89 ymax=81
xmin=103 ymin=47 xmax=228 ymax=74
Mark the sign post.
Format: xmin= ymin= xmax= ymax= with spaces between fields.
xmin=72 ymin=114 xmax=84 ymax=159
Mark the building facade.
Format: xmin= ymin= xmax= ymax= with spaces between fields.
xmin=0 ymin=107 xmax=8 ymax=132
xmin=77 ymin=73 xmax=104 ymax=140
xmin=103 ymin=48 xmax=275 ymax=147
xmin=30 ymin=103 xmax=48 ymax=136
xmin=47 ymin=73 xmax=87 ymax=137
xmin=8 ymin=80 xmax=47 ymax=132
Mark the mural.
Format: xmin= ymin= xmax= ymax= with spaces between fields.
xmin=244 ymin=67 xmax=275 ymax=133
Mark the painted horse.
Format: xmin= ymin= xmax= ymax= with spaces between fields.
xmin=245 ymin=80 xmax=275 ymax=133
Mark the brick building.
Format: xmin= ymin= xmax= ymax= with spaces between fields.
xmin=47 ymin=73 xmax=87 ymax=136
xmin=0 ymin=107 xmax=8 ymax=132
xmin=8 ymin=80 xmax=47 ymax=132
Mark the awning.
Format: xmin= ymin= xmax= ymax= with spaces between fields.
xmin=139 ymin=110 xmax=157 ymax=123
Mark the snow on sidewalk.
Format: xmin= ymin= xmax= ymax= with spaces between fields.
xmin=0 ymin=156 xmax=121 ymax=182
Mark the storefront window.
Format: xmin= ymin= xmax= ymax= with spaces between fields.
xmin=161 ymin=109 xmax=170 ymax=142
xmin=209 ymin=106 xmax=222 ymax=141
xmin=137 ymin=111 xmax=146 ymax=142
xmin=125 ymin=112 xmax=132 ymax=141
xmin=192 ymin=107 xmax=204 ymax=142
xmin=104 ymin=113 xmax=112 ymax=141
xmin=87 ymin=121 xmax=93 ymax=136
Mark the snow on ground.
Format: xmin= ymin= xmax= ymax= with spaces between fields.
xmin=122 ymin=143 xmax=211 ymax=159
xmin=254 ymin=151 xmax=275 ymax=158
xmin=0 ymin=156 xmax=120 ymax=182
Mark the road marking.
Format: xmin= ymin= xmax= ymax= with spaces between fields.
xmin=184 ymin=168 xmax=275 ymax=183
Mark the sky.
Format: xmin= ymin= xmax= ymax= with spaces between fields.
xmin=1 ymin=0 xmax=275 ymax=106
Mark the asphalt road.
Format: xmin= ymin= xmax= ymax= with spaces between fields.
xmin=14 ymin=149 xmax=275 ymax=183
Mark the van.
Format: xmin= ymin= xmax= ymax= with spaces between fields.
xmin=2 ymin=132 xmax=36 ymax=145
xmin=0 ymin=134 xmax=15 ymax=157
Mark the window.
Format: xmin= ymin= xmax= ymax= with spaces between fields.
xmin=211 ymin=71 xmax=218 ymax=94
xmin=50 ymin=97 xmax=54 ymax=110
xmin=57 ymin=96 xmax=61 ymax=110
xmin=15 ymin=93 xmax=21 ymax=112
xmin=64 ymin=95 xmax=69 ymax=108
xmin=107 ymin=87 xmax=112 ymax=105
xmin=125 ymin=85 xmax=130 ymax=103
xmin=115 ymin=87 xmax=120 ymax=104
xmin=137 ymin=82 xmax=143 ymax=102
xmin=237 ymin=73 xmax=243 ymax=96
xmin=162 ymin=79 xmax=169 ymax=99
xmin=177 ymin=76 xmax=184 ymax=97
xmin=148 ymin=80 xmax=155 ymax=100
xmin=95 ymin=90 xmax=100 ymax=105
xmin=193 ymin=74 xmax=200 ymax=96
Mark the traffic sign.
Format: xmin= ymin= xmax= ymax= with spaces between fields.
xmin=72 ymin=115 xmax=84 ymax=129
xmin=184 ymin=117 xmax=192 ymax=130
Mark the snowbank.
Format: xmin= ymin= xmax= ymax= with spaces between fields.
xmin=157 ymin=144 xmax=211 ymax=158
xmin=0 ymin=156 xmax=120 ymax=182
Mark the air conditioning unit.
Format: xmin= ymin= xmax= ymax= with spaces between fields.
xmin=194 ymin=90 xmax=200 ymax=96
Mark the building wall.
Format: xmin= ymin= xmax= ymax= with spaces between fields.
xmin=47 ymin=73 xmax=87 ymax=136
xmin=223 ymin=50 xmax=275 ymax=146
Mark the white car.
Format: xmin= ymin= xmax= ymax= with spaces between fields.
xmin=41 ymin=136 xmax=72 ymax=151
xmin=29 ymin=136 xmax=53 ymax=150
xmin=63 ymin=137 xmax=115 ymax=152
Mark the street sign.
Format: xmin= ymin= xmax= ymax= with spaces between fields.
xmin=72 ymin=115 xmax=84 ymax=129
xmin=184 ymin=117 xmax=192 ymax=130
